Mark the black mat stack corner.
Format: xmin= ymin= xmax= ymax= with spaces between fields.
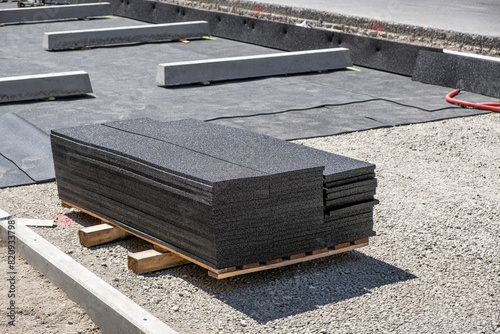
xmin=51 ymin=118 xmax=377 ymax=270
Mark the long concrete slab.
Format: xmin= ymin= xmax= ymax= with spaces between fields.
xmin=0 ymin=3 xmax=111 ymax=24
xmin=0 ymin=219 xmax=178 ymax=334
xmin=0 ymin=70 xmax=92 ymax=103
xmin=156 ymin=48 xmax=352 ymax=86
xmin=43 ymin=21 xmax=211 ymax=50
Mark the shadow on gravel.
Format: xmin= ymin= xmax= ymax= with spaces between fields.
xmin=167 ymin=250 xmax=416 ymax=323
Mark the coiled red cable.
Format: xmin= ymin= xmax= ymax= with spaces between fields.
xmin=446 ymin=89 xmax=500 ymax=112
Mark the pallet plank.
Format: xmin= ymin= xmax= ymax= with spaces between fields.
xmin=65 ymin=201 xmax=370 ymax=279
xmin=78 ymin=223 xmax=129 ymax=247
xmin=128 ymin=249 xmax=191 ymax=274
xmin=209 ymin=241 xmax=369 ymax=279
xmin=334 ymin=242 xmax=351 ymax=250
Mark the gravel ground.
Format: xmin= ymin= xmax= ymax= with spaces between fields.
xmin=1 ymin=113 xmax=499 ymax=333
xmin=0 ymin=240 xmax=101 ymax=334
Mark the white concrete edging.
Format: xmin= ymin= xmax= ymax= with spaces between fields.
xmin=0 ymin=71 xmax=92 ymax=103
xmin=156 ymin=47 xmax=352 ymax=86
xmin=44 ymin=21 xmax=211 ymax=50
xmin=0 ymin=3 xmax=111 ymax=24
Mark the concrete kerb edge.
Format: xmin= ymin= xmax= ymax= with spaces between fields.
xmin=0 ymin=219 xmax=178 ymax=334
xmin=156 ymin=0 xmax=500 ymax=55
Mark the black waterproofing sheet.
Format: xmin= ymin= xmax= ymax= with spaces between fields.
xmin=0 ymin=9 xmax=495 ymax=187
xmin=0 ymin=113 xmax=55 ymax=188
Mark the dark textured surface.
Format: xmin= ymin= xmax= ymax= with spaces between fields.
xmin=325 ymin=191 xmax=377 ymax=210
xmin=105 ymin=118 xmax=374 ymax=180
xmin=0 ymin=6 xmax=493 ymax=140
xmin=412 ymin=50 xmax=500 ymax=99
xmin=51 ymin=118 xmax=376 ymax=268
xmin=211 ymin=99 xmax=490 ymax=140
xmin=52 ymin=124 xmax=269 ymax=185
xmin=0 ymin=155 xmax=34 ymax=188
xmin=0 ymin=113 xmax=55 ymax=188
xmin=324 ymin=200 xmax=379 ymax=220
xmin=325 ymin=179 xmax=377 ymax=200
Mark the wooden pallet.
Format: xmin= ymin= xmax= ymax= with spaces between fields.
xmin=64 ymin=201 xmax=369 ymax=279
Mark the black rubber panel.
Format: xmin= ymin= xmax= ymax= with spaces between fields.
xmin=52 ymin=124 xmax=269 ymax=186
xmin=325 ymin=179 xmax=377 ymax=200
xmin=51 ymin=118 xmax=376 ymax=268
xmin=412 ymin=50 xmax=500 ymax=99
xmin=0 ymin=113 xmax=55 ymax=188
xmin=104 ymin=118 xmax=375 ymax=180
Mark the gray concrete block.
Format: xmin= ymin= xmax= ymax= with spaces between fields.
xmin=44 ymin=21 xmax=211 ymax=51
xmin=0 ymin=3 xmax=111 ymax=24
xmin=156 ymin=48 xmax=352 ymax=86
xmin=412 ymin=50 xmax=500 ymax=99
xmin=0 ymin=71 xmax=92 ymax=103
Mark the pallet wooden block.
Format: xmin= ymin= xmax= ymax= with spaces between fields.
xmin=78 ymin=223 xmax=130 ymax=247
xmin=128 ymin=249 xmax=191 ymax=275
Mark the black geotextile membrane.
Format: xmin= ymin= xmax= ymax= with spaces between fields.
xmin=0 ymin=156 xmax=34 ymax=188
xmin=0 ymin=13 xmax=493 ymax=139
xmin=0 ymin=113 xmax=55 ymax=188
xmin=209 ymin=97 xmax=492 ymax=140
xmin=51 ymin=118 xmax=377 ymax=268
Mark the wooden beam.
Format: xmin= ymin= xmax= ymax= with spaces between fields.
xmin=208 ymin=240 xmax=369 ymax=279
xmin=128 ymin=249 xmax=190 ymax=274
xmin=78 ymin=223 xmax=130 ymax=247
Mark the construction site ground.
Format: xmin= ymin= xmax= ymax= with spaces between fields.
xmin=1 ymin=0 xmax=499 ymax=333
xmin=1 ymin=113 xmax=499 ymax=333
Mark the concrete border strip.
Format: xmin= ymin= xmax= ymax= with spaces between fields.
xmin=156 ymin=47 xmax=352 ymax=86
xmin=0 ymin=219 xmax=178 ymax=334
xmin=43 ymin=21 xmax=211 ymax=50
xmin=0 ymin=70 xmax=92 ymax=103
xmin=443 ymin=49 xmax=500 ymax=63
xmin=0 ymin=3 xmax=111 ymax=24
xmin=156 ymin=0 xmax=500 ymax=57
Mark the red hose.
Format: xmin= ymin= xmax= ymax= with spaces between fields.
xmin=446 ymin=89 xmax=500 ymax=112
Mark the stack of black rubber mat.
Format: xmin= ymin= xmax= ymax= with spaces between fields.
xmin=51 ymin=118 xmax=377 ymax=269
